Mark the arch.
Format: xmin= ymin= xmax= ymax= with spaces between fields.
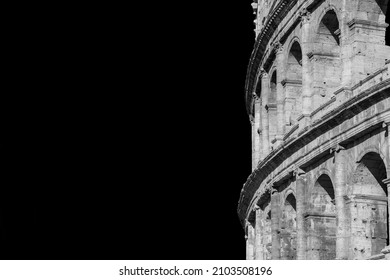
xmin=348 ymin=152 xmax=388 ymax=259
xmin=280 ymin=192 xmax=297 ymax=259
xmin=285 ymin=36 xmax=301 ymax=59
xmin=287 ymin=42 xmax=303 ymax=74
xmin=284 ymin=36 xmax=302 ymax=73
xmin=356 ymin=146 xmax=388 ymax=170
xmin=313 ymin=168 xmax=333 ymax=186
xmin=312 ymin=8 xmax=342 ymax=109
xmin=285 ymin=193 xmax=296 ymax=210
xmin=306 ymin=174 xmax=336 ymax=259
xmin=254 ymin=71 xmax=262 ymax=98
xmin=267 ymin=68 xmax=278 ymax=148
xmin=315 ymin=8 xmax=340 ymax=53
xmin=315 ymin=6 xmax=341 ymax=44
xmin=268 ymin=65 xmax=277 ymax=79
xmin=283 ymin=188 xmax=296 ymax=204
xmin=285 ymin=40 xmax=303 ymax=125
xmin=269 ymin=69 xmax=277 ymax=104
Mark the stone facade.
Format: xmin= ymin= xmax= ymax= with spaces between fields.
xmin=239 ymin=0 xmax=390 ymax=260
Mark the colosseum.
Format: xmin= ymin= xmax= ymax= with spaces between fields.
xmin=238 ymin=0 xmax=390 ymax=260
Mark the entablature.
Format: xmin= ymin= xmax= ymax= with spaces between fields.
xmin=238 ymin=64 xmax=390 ymax=227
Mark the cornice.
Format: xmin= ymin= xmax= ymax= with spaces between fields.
xmin=245 ymin=0 xmax=326 ymax=116
xmin=238 ymin=75 xmax=390 ymax=227
xmin=245 ymin=0 xmax=299 ymax=115
xmin=347 ymin=19 xmax=389 ymax=31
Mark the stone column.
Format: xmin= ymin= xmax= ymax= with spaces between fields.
xmin=384 ymin=121 xmax=390 ymax=237
xmin=255 ymin=96 xmax=262 ymax=166
xmin=245 ymin=234 xmax=250 ymax=260
xmin=384 ymin=177 xmax=390 ymax=243
xmin=246 ymin=221 xmax=255 ymax=260
xmin=255 ymin=205 xmax=264 ymax=259
xmin=340 ymin=0 xmax=352 ymax=87
xmin=271 ymin=189 xmax=281 ymax=259
xmin=275 ymin=42 xmax=285 ymax=146
xmin=252 ymin=94 xmax=262 ymax=170
xmin=343 ymin=4 xmax=389 ymax=85
xmin=261 ymin=71 xmax=270 ymax=159
xmin=381 ymin=120 xmax=390 ymax=258
xmin=294 ymin=168 xmax=307 ymax=260
xmin=251 ymin=114 xmax=256 ymax=169
xmin=299 ymin=9 xmax=312 ymax=122
xmin=331 ymin=144 xmax=350 ymax=260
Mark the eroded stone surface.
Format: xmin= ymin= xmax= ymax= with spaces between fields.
xmin=241 ymin=0 xmax=390 ymax=260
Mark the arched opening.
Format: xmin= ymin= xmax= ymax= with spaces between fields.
xmin=318 ymin=10 xmax=340 ymax=47
xmin=285 ymin=41 xmax=302 ymax=126
xmin=268 ymin=71 xmax=277 ymax=148
xmin=348 ymin=152 xmax=388 ymax=259
xmin=305 ymin=174 xmax=336 ymax=259
xmin=280 ymin=193 xmax=297 ymax=259
xmin=269 ymin=71 xmax=277 ymax=104
xmin=371 ymin=0 xmax=389 ymax=45
xmin=312 ymin=9 xmax=341 ymax=108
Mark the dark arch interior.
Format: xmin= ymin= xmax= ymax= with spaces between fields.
xmin=358 ymin=152 xmax=388 ymax=196
xmin=255 ymin=76 xmax=262 ymax=98
xmin=318 ymin=10 xmax=340 ymax=45
xmin=317 ymin=174 xmax=335 ymax=204
xmin=248 ymin=210 xmax=256 ymax=225
xmin=368 ymin=1 xmax=389 ymax=45
xmin=281 ymin=193 xmax=297 ymax=259
xmin=307 ymin=173 xmax=336 ymax=259
xmin=260 ymin=200 xmax=270 ymax=211
xmin=286 ymin=41 xmax=303 ymax=124
xmin=264 ymin=210 xmax=272 ymax=260
xmin=289 ymin=42 xmax=302 ymax=65
xmin=270 ymin=71 xmax=277 ymax=103
xmin=351 ymin=152 xmax=389 ymax=254
xmin=287 ymin=41 xmax=302 ymax=81
xmin=285 ymin=193 xmax=297 ymax=211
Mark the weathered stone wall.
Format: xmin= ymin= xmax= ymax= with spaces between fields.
xmin=242 ymin=0 xmax=390 ymax=260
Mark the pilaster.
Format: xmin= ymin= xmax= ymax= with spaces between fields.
xmin=294 ymin=167 xmax=307 ymax=260
xmin=299 ymin=9 xmax=313 ymax=117
xmin=261 ymin=70 xmax=270 ymax=158
xmin=271 ymin=188 xmax=281 ymax=259
xmin=274 ymin=42 xmax=285 ymax=147
xmin=331 ymin=144 xmax=350 ymax=260
xmin=383 ymin=178 xmax=390 ymax=245
xmin=246 ymin=220 xmax=255 ymax=260
xmin=384 ymin=121 xmax=390 ymax=239
xmin=252 ymin=94 xmax=262 ymax=170
xmin=254 ymin=205 xmax=263 ymax=260
xmin=384 ymin=122 xmax=390 ymax=176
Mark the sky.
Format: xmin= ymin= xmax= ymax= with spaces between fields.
xmin=0 ymin=1 xmax=255 ymax=260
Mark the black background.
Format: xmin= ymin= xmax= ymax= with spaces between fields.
xmin=0 ymin=1 xmax=255 ymax=259
xmin=1 ymin=1 xmax=388 ymax=260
